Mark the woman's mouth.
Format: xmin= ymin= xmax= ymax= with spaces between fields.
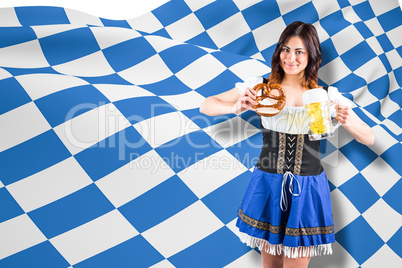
xmin=285 ymin=63 xmax=298 ymax=68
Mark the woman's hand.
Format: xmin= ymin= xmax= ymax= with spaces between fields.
xmin=232 ymin=87 xmax=259 ymax=115
xmin=335 ymin=104 xmax=351 ymax=126
xmin=200 ymin=85 xmax=260 ymax=117
xmin=335 ymin=103 xmax=375 ymax=146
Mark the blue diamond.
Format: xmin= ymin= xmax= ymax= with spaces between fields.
xmin=339 ymin=140 xmax=378 ymax=171
xmin=202 ymin=171 xmax=252 ymax=224
xmin=169 ymin=227 xmax=249 ymax=267
xmin=387 ymin=227 xmax=402 ymax=258
xmin=320 ymin=139 xmax=337 ymax=159
xmin=336 ymin=216 xmax=384 ymax=264
xmin=383 ymin=178 xmax=402 ymax=214
xmin=338 ymin=173 xmax=380 ymax=213
xmin=381 ymin=143 xmax=402 ymax=175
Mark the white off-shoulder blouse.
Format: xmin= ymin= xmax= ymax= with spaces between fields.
xmin=235 ymin=76 xmax=353 ymax=135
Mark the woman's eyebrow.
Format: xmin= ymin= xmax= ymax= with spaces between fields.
xmin=283 ymin=45 xmax=305 ymax=50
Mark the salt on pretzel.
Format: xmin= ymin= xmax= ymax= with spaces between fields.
xmin=251 ymin=83 xmax=286 ymax=117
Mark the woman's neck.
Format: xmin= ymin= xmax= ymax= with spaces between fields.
xmin=281 ymin=75 xmax=306 ymax=90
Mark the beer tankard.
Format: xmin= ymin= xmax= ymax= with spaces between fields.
xmin=303 ymin=88 xmax=341 ymax=141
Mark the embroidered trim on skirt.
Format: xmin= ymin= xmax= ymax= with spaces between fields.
xmin=235 ymin=166 xmax=335 ymax=258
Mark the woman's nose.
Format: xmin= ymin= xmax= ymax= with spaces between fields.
xmin=288 ymin=52 xmax=296 ymax=62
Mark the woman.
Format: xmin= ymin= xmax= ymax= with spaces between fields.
xmin=200 ymin=21 xmax=374 ymax=268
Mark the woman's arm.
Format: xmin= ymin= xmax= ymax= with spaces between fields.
xmin=336 ymin=104 xmax=375 ymax=146
xmin=199 ymin=86 xmax=258 ymax=116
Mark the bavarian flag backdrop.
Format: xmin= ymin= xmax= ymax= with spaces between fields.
xmin=0 ymin=0 xmax=401 ymax=267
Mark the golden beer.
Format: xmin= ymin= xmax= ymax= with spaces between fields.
xmin=303 ymin=89 xmax=340 ymax=141
xmin=306 ymin=102 xmax=328 ymax=135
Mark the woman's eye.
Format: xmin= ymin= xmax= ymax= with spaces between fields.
xmin=296 ymin=51 xmax=304 ymax=55
xmin=282 ymin=48 xmax=289 ymax=52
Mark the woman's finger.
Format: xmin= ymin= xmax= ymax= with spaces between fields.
xmin=242 ymin=103 xmax=250 ymax=111
xmin=247 ymin=96 xmax=258 ymax=106
xmin=337 ymin=114 xmax=349 ymax=125
xmin=241 ymin=96 xmax=248 ymax=104
xmin=243 ymin=96 xmax=257 ymax=106
xmin=337 ymin=105 xmax=350 ymax=114
xmin=338 ymin=110 xmax=349 ymax=119
xmin=245 ymin=87 xmax=256 ymax=99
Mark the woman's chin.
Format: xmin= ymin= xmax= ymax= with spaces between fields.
xmin=284 ymin=69 xmax=302 ymax=75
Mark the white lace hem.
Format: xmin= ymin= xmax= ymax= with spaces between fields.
xmin=236 ymin=229 xmax=333 ymax=259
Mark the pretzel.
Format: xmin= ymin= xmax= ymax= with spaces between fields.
xmin=251 ymin=83 xmax=286 ymax=117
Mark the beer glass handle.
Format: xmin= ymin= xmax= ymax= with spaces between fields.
xmin=332 ymin=119 xmax=341 ymax=131
xmin=329 ymin=101 xmax=341 ymax=133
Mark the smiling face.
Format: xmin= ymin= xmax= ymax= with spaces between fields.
xmin=279 ymin=36 xmax=309 ymax=78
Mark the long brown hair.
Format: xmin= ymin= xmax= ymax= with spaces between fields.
xmin=268 ymin=21 xmax=321 ymax=89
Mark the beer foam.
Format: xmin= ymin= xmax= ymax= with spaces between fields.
xmin=303 ymin=88 xmax=328 ymax=105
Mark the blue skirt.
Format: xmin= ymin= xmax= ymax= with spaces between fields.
xmin=235 ymin=167 xmax=335 ymax=258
